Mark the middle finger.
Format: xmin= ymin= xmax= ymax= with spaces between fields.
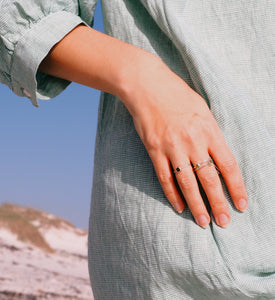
xmin=172 ymin=158 xmax=211 ymax=228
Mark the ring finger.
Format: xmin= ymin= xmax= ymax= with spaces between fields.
xmin=191 ymin=154 xmax=230 ymax=227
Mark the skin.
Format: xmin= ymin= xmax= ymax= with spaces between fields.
xmin=39 ymin=25 xmax=248 ymax=228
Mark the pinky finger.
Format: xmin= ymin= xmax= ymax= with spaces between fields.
xmin=151 ymin=155 xmax=185 ymax=213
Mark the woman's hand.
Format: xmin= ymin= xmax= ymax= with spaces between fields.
xmin=120 ymin=56 xmax=248 ymax=228
xmin=39 ymin=25 xmax=247 ymax=228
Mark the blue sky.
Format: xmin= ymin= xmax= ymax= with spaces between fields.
xmin=0 ymin=2 xmax=104 ymax=228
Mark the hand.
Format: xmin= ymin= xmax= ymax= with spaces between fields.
xmin=38 ymin=26 xmax=247 ymax=227
xmin=121 ymin=56 xmax=248 ymax=228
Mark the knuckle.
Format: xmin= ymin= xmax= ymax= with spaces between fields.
xmin=233 ymin=181 xmax=245 ymax=194
xmin=181 ymin=128 xmax=207 ymax=150
xmin=182 ymin=125 xmax=201 ymax=141
xmin=158 ymin=171 xmax=173 ymax=185
xmin=165 ymin=189 xmax=176 ymax=202
xmin=179 ymin=175 xmax=194 ymax=190
xmin=212 ymin=201 xmax=228 ymax=212
xmin=146 ymin=130 xmax=179 ymax=153
xmin=145 ymin=134 xmax=161 ymax=153
xmin=165 ymin=134 xmax=179 ymax=150
xmin=220 ymin=158 xmax=238 ymax=174
xmin=200 ymin=169 xmax=219 ymax=187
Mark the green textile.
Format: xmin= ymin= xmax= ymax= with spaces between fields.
xmin=1 ymin=1 xmax=275 ymax=299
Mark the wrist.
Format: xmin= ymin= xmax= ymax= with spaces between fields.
xmin=116 ymin=49 xmax=164 ymax=114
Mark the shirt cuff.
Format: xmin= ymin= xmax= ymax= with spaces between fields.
xmin=10 ymin=11 xmax=84 ymax=107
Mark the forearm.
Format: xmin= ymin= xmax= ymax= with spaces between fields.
xmin=39 ymin=25 xmax=162 ymax=112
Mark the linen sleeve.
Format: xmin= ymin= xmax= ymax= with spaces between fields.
xmin=0 ymin=0 xmax=97 ymax=107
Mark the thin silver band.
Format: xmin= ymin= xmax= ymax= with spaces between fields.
xmin=174 ymin=163 xmax=191 ymax=173
xmin=193 ymin=158 xmax=220 ymax=173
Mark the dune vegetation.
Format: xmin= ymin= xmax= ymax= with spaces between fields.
xmin=0 ymin=203 xmax=54 ymax=253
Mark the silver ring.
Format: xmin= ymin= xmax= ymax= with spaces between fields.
xmin=193 ymin=158 xmax=215 ymax=172
xmin=174 ymin=163 xmax=191 ymax=173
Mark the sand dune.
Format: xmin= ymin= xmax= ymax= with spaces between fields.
xmin=0 ymin=203 xmax=94 ymax=300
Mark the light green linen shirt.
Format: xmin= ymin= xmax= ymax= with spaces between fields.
xmin=1 ymin=1 xmax=275 ymax=299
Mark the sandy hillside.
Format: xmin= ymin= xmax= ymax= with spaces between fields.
xmin=0 ymin=203 xmax=94 ymax=300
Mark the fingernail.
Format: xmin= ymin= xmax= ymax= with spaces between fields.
xmin=217 ymin=214 xmax=230 ymax=228
xmin=196 ymin=215 xmax=209 ymax=228
xmin=174 ymin=203 xmax=184 ymax=213
xmin=238 ymin=198 xmax=247 ymax=211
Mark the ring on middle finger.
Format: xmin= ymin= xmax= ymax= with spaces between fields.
xmin=193 ymin=158 xmax=215 ymax=172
